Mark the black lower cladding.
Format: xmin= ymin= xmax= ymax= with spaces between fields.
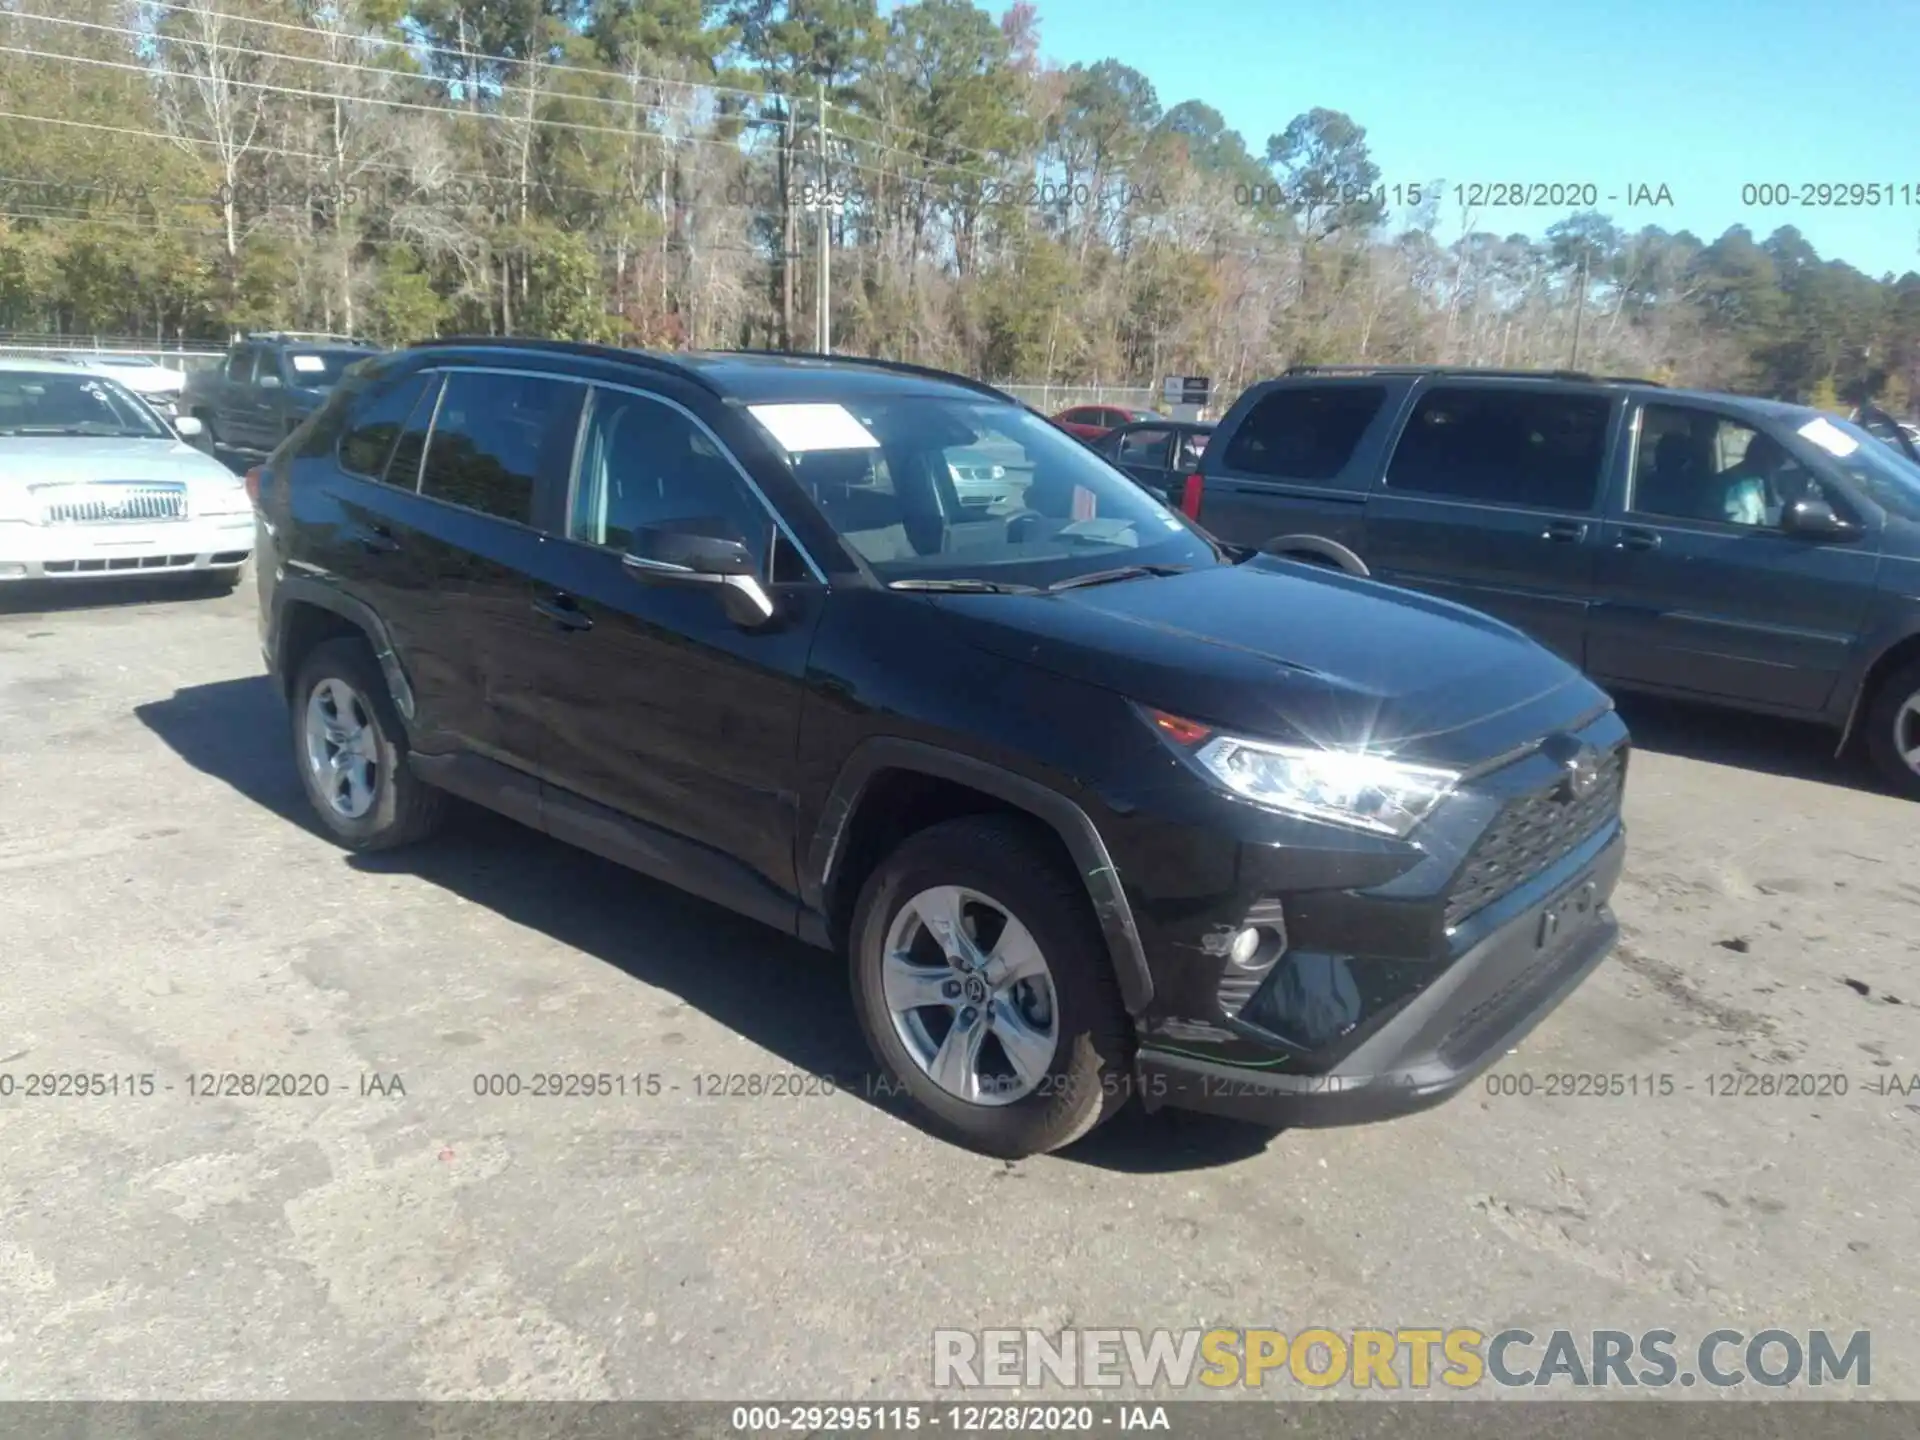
xmin=1139 ymin=826 xmax=1625 ymax=1127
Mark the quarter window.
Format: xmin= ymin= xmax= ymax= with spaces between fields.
xmin=418 ymin=370 xmax=580 ymax=525
xmin=338 ymin=371 xmax=434 ymax=480
xmin=1220 ymin=385 xmax=1386 ymax=482
xmin=1385 ymin=386 xmax=1610 ymax=510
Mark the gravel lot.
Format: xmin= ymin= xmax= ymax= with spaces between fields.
xmin=1 ymin=575 xmax=1916 ymax=1402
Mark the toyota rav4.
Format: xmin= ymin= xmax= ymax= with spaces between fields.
xmin=253 ymin=341 xmax=1631 ymax=1157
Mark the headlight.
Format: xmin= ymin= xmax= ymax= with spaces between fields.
xmin=196 ymin=483 xmax=251 ymax=517
xmin=1143 ymin=707 xmax=1459 ymax=837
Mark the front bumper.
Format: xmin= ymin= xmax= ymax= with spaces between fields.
xmin=1099 ymin=704 xmax=1629 ymax=1129
xmin=1138 ymin=825 xmax=1623 ymax=1127
xmin=0 ymin=514 xmax=255 ymax=580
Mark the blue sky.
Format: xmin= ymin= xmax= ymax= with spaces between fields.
xmin=994 ymin=0 xmax=1919 ymax=278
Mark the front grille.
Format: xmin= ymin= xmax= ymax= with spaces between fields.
xmin=37 ymin=482 xmax=188 ymax=525
xmin=1443 ymin=745 xmax=1626 ymax=930
xmin=44 ymin=554 xmax=198 ymax=573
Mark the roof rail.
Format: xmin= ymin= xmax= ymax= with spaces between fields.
xmin=245 ymin=330 xmax=378 ymax=346
xmin=712 ymin=348 xmax=1022 ymax=404
xmin=1283 ymin=362 xmax=1663 ymax=387
xmin=408 ymin=335 xmax=724 ymax=395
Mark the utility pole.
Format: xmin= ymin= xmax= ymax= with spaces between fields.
xmin=1569 ymin=250 xmax=1588 ymax=370
xmin=816 ymin=79 xmax=831 ymax=354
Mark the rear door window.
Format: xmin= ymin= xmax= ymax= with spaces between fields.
xmin=1218 ymin=384 xmax=1387 ymax=482
xmin=418 ymin=370 xmax=581 ymax=526
xmin=1385 ymin=385 xmax=1611 ymax=511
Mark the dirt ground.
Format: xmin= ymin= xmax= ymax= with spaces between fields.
xmin=1 ymin=575 xmax=1916 ymax=1402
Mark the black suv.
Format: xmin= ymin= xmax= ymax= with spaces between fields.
xmin=184 ymin=332 xmax=382 ymax=454
xmin=1188 ymin=364 xmax=1920 ymax=797
xmin=253 ymin=341 xmax=1630 ymax=1157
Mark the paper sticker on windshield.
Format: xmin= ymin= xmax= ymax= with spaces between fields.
xmin=1797 ymin=415 xmax=1859 ymax=458
xmin=748 ymin=402 xmax=880 ymax=452
xmin=290 ymin=354 xmax=327 ymax=374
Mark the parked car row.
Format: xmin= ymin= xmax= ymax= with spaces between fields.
xmin=11 ymin=332 xmax=1919 ymax=1162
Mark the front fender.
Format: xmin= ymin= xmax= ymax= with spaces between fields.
xmin=805 ymin=736 xmax=1155 ymax=1015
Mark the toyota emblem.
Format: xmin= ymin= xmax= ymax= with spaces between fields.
xmin=1559 ymin=744 xmax=1604 ymax=801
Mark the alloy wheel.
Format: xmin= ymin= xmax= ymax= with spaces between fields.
xmin=1896 ymin=691 xmax=1920 ymax=778
xmin=880 ymin=885 xmax=1061 ymax=1106
xmin=304 ymin=677 xmax=380 ymax=820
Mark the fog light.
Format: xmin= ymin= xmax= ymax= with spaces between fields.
xmin=1229 ymin=927 xmax=1262 ymax=966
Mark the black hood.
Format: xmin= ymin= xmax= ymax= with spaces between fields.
xmin=933 ymin=556 xmax=1611 ymax=771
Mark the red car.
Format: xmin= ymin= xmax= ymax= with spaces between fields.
xmin=1050 ymin=403 xmax=1163 ymax=442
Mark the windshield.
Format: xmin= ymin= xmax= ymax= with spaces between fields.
xmin=1817 ymin=415 xmax=1920 ymax=521
xmin=751 ymin=395 xmax=1220 ymax=586
xmin=0 ymin=370 xmax=170 ymax=438
xmin=284 ymin=349 xmax=371 ymax=388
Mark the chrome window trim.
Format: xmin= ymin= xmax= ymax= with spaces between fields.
xmin=406 ymin=369 xmax=450 ymax=493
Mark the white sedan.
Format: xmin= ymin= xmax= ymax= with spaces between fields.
xmin=0 ymin=358 xmax=254 ymax=589
xmin=63 ymin=351 xmax=189 ymax=418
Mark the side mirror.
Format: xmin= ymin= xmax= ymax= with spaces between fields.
xmin=1781 ymin=497 xmax=1858 ymax=540
xmin=258 ymin=373 xmax=282 ymax=389
xmin=622 ymin=517 xmax=775 ymax=627
xmin=173 ymin=415 xmax=204 ymax=439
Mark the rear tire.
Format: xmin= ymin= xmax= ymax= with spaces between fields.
xmin=290 ymin=636 xmax=446 ymax=850
xmin=1863 ymin=657 xmax=1920 ymax=800
xmin=848 ymin=815 xmax=1134 ymax=1157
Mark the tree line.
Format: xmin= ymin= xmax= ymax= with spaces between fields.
xmin=1 ymin=0 xmax=1916 ymax=411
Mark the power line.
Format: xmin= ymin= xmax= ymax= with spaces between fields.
xmin=123 ymin=0 xmax=772 ymax=105
xmin=15 ymin=10 xmax=700 ymax=132
xmin=0 ymin=41 xmax=1004 ymax=214
xmin=0 ymin=41 xmax=771 ymax=157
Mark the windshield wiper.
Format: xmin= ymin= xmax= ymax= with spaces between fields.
xmin=887 ymin=577 xmax=1043 ymax=595
xmin=1045 ymin=563 xmax=1191 ymax=592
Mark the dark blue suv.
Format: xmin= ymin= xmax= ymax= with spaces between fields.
xmin=1188 ymin=365 xmax=1920 ymax=797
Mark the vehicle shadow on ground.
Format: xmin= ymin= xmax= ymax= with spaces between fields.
xmin=1612 ymin=694 xmax=1881 ymax=794
xmin=134 ymin=674 xmax=1276 ymax=1173
xmin=0 ymin=574 xmax=236 ymax=615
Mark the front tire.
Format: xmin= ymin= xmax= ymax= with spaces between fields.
xmin=848 ymin=815 xmax=1134 ymax=1157
xmin=290 ymin=637 xmax=446 ymax=849
xmin=1863 ymin=657 xmax=1920 ymax=800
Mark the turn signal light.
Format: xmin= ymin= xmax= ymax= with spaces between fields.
xmin=243 ymin=465 xmax=263 ymax=508
xmin=1145 ymin=708 xmax=1212 ymax=746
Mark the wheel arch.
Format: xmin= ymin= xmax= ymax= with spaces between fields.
xmin=1263 ymin=533 xmax=1370 ymax=576
xmin=273 ymin=578 xmax=416 ymax=726
xmin=805 ymin=739 xmax=1154 ymax=1015
xmin=1839 ymin=628 xmax=1920 ymax=756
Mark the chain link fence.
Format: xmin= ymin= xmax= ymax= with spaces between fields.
xmin=0 ymin=333 xmax=227 ymax=370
